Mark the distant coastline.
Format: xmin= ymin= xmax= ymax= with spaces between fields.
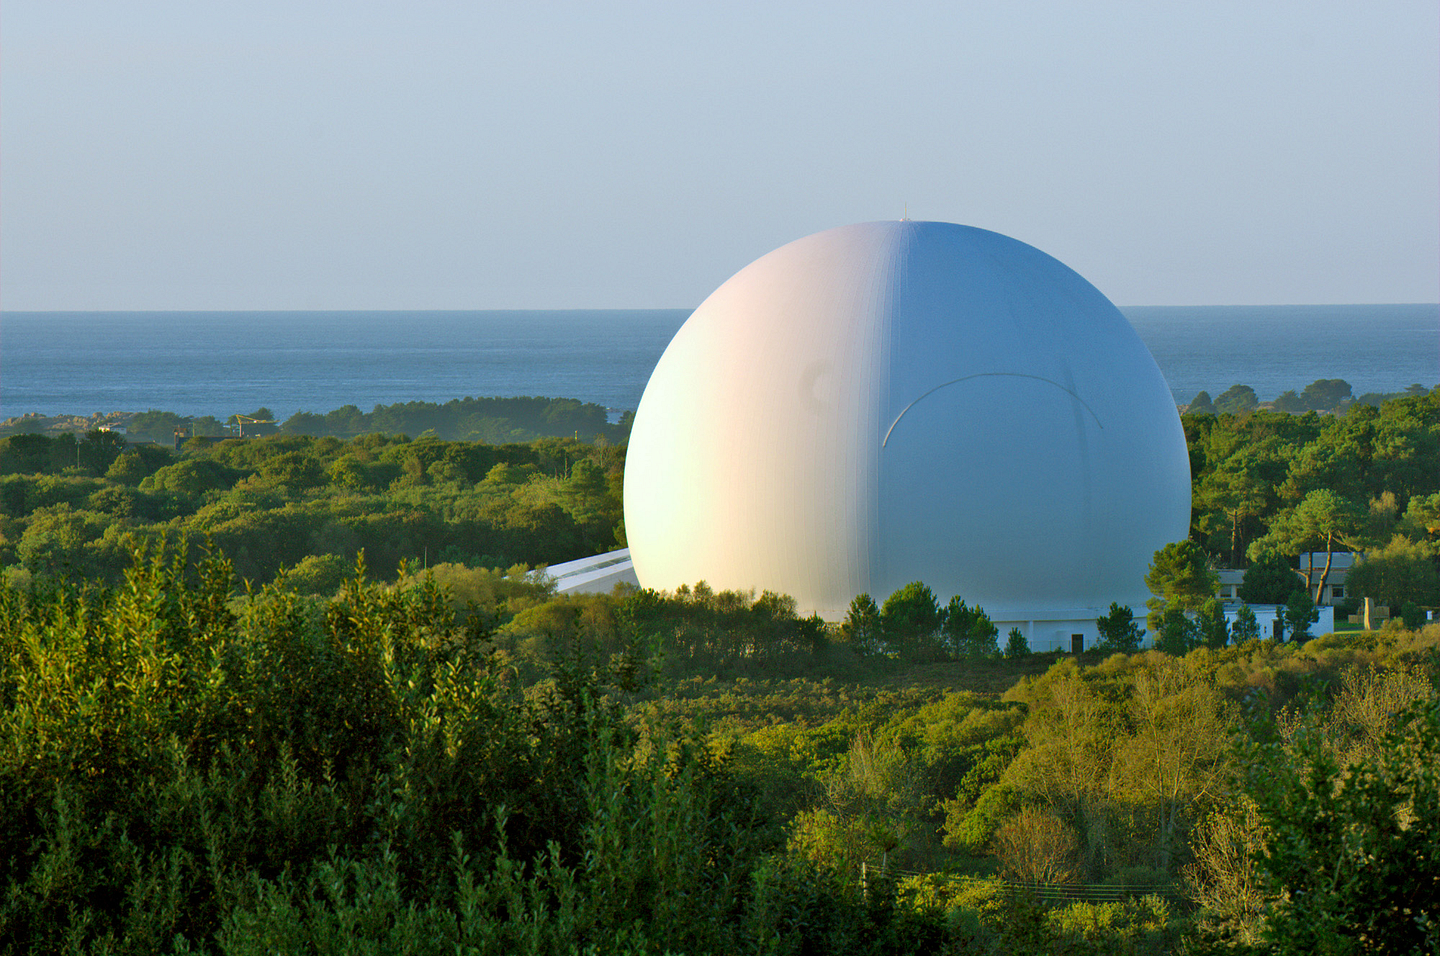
xmin=2 ymin=304 xmax=1435 ymax=424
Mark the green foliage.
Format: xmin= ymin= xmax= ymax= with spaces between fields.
xmin=1187 ymin=390 xmax=1216 ymax=414
xmin=605 ymin=582 xmax=835 ymax=679
xmin=881 ymin=582 xmax=943 ymax=660
xmin=1231 ymin=604 xmax=1260 ymax=642
xmin=278 ymin=396 xmax=623 ymax=443
xmin=1153 ymin=607 xmax=1199 ymax=655
xmin=2 ymin=540 xmax=960 ymax=955
xmin=1256 ymin=489 xmax=1364 ymax=602
xmin=943 ymin=596 xmax=999 ymax=659
xmin=1280 ymin=590 xmax=1318 ymax=642
xmin=1 ymin=533 xmax=1436 ymax=953
xmin=15 ymin=504 xmax=114 ymax=578
xmin=1186 ymin=391 xmax=1439 ymax=566
xmin=0 ymin=431 xmax=131 ymax=477
xmin=2 ymin=432 xmax=626 ymax=591
xmin=1237 ymin=550 xmax=1301 ymax=604
xmin=1096 ymin=602 xmax=1143 ymax=652
xmin=254 ymin=450 xmax=328 ymax=489
xmin=1145 ymin=541 xmax=1219 ymax=632
xmin=0 ymin=434 xmax=52 ymax=474
xmin=284 ymin=552 xmax=350 ymax=596
xmin=1046 ymin=895 xmax=1176 ymax=952
xmin=141 ymin=458 xmax=248 ymax=496
xmin=993 ymin=806 xmax=1082 ymax=883
xmin=125 ymin=409 xmax=196 ymax=443
xmin=1272 ymin=389 xmax=1305 ymax=413
xmin=1196 ymin=599 xmax=1229 ymax=649
xmin=842 ymin=593 xmax=883 ymax=656
xmin=104 ymin=445 xmax=173 ymax=485
xmin=1299 ymin=377 xmax=1353 ymax=411
xmin=944 ymin=784 xmax=1020 ymax=855
xmin=1001 ymin=654 xmax=1236 ymax=879
xmin=1345 ymin=534 xmax=1440 ymax=609
xmin=1214 ymin=384 xmax=1258 ymax=414
xmin=1004 ymin=628 xmax=1030 ymax=659
xmin=1243 ymin=699 xmax=1440 ymax=954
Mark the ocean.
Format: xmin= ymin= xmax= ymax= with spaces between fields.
xmin=1 ymin=304 xmax=1436 ymax=423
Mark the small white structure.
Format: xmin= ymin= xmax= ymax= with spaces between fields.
xmin=542 ymin=548 xmax=639 ymax=596
xmin=994 ymin=610 xmax=1119 ymax=654
xmin=1223 ymin=603 xmax=1335 ymax=641
xmin=624 ymin=221 xmax=1191 ymax=643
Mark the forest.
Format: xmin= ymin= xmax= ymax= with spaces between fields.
xmin=0 ymin=396 xmax=628 ymax=447
xmin=0 ymin=387 xmax=1437 ymax=953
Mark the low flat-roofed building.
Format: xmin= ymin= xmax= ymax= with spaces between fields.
xmin=1299 ymin=551 xmax=1355 ymax=605
xmin=1223 ymin=603 xmax=1335 ymax=641
xmin=1214 ymin=553 xmax=1355 ymax=607
xmin=542 ymin=548 xmax=639 ymax=596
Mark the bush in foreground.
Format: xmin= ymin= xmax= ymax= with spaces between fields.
xmin=0 ymin=541 xmax=959 ymax=955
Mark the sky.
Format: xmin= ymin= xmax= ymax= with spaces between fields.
xmin=2 ymin=0 xmax=1437 ymax=311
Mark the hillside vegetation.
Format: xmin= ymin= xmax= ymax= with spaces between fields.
xmin=0 ymin=389 xmax=1437 ymax=952
xmin=1 ymin=431 xmax=624 ymax=591
xmin=0 ymin=541 xmax=1436 ymax=953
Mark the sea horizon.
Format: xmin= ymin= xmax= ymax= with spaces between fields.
xmin=3 ymin=303 xmax=1437 ymax=424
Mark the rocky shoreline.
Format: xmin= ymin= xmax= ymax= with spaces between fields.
xmin=0 ymin=411 xmax=138 ymax=437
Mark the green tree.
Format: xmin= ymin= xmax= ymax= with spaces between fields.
xmin=1272 ymin=389 xmax=1305 ymax=413
xmin=1231 ymin=604 xmax=1260 ymax=641
xmin=48 ymin=432 xmax=81 ymax=472
xmin=1252 ymin=489 xmax=1364 ymax=603
xmin=1197 ymin=598 xmax=1229 ymax=649
xmin=1279 ymin=590 xmax=1318 ymax=642
xmin=840 ymin=593 xmax=882 ymax=656
xmin=104 ymin=446 xmax=172 ymax=486
xmin=15 ymin=504 xmax=110 ymax=578
xmin=1215 ymin=384 xmax=1258 ymax=414
xmin=1237 ymin=551 xmax=1302 ymax=604
xmin=1198 ymin=456 xmax=1270 ymax=565
xmin=1004 ymin=627 xmax=1030 ymax=659
xmin=1299 ymin=377 xmax=1353 ymax=411
xmin=124 ymin=409 xmax=191 ymax=443
xmin=0 ymin=433 xmax=52 ymax=474
xmin=1188 ymin=390 xmax=1216 ymax=414
xmin=256 ymin=451 xmax=327 ymax=490
xmin=1145 ymin=540 xmax=1220 ymax=632
xmin=942 ymin=596 xmax=999 ymax=658
xmin=1154 ymin=607 xmax=1200 ymax=655
xmin=1242 ymin=700 xmax=1440 ymax=954
xmin=880 ymin=582 xmax=942 ymax=659
xmin=141 ymin=459 xmax=246 ymax=496
xmin=1343 ymin=535 xmax=1440 ymax=611
xmin=1404 ymin=492 xmax=1440 ymax=538
xmin=1095 ymin=602 xmax=1143 ymax=652
xmin=1112 ymin=663 xmax=1236 ymax=871
xmin=1291 ymin=489 xmax=1364 ymax=603
xmin=78 ymin=429 xmax=128 ymax=474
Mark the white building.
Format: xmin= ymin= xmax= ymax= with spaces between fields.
xmin=1222 ymin=603 xmax=1335 ymax=641
xmin=541 ymin=548 xmax=638 ymax=596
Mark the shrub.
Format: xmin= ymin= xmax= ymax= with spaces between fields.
xmin=992 ymin=806 xmax=1082 ymax=885
xmin=0 ymin=539 xmax=956 ymax=954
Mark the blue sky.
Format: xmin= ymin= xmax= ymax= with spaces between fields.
xmin=2 ymin=0 xmax=1436 ymax=310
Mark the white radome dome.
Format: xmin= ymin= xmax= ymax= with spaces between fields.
xmin=623 ymin=221 xmax=1190 ymax=620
